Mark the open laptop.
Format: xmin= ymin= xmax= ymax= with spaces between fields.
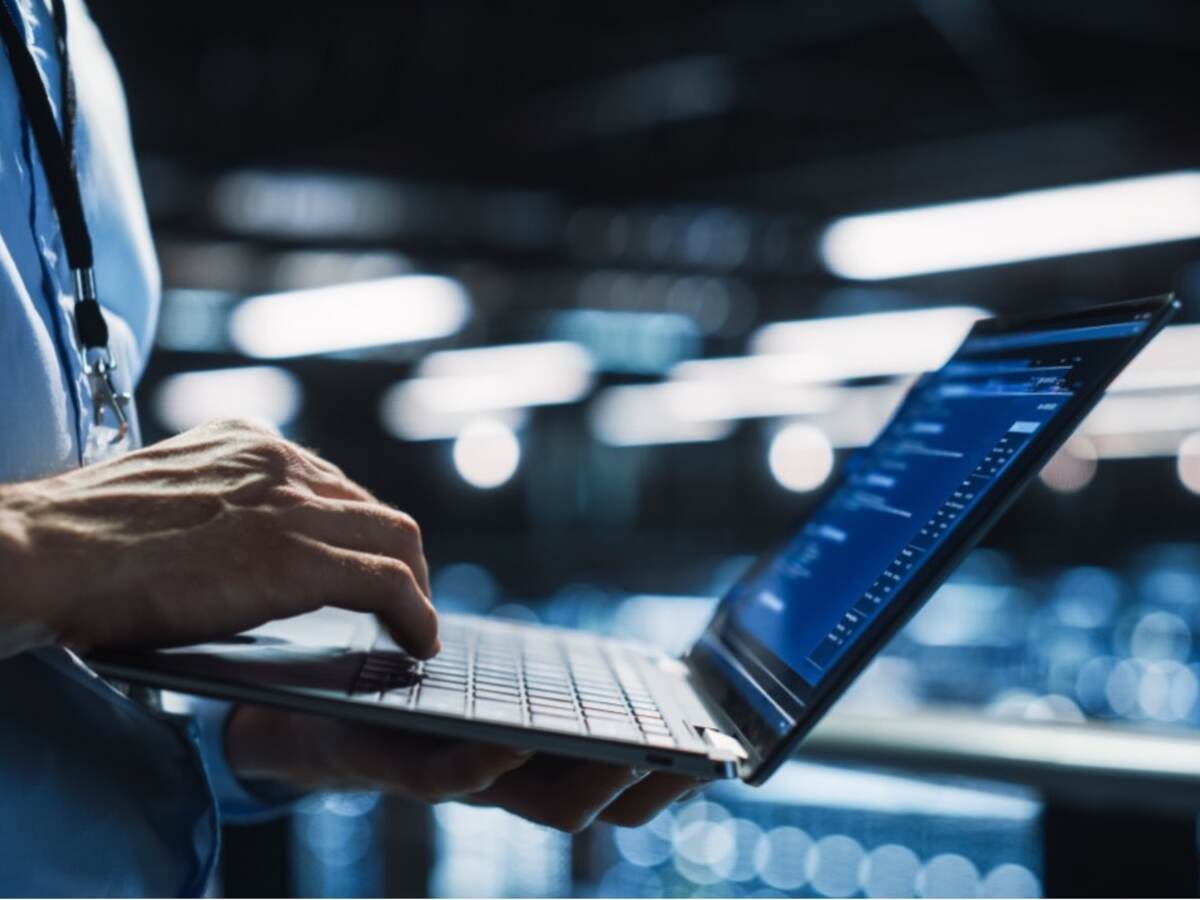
xmin=91 ymin=296 xmax=1178 ymax=786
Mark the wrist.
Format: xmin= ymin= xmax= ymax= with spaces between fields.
xmin=0 ymin=483 xmax=58 ymax=658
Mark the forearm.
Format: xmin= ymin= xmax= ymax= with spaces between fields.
xmin=0 ymin=482 xmax=58 ymax=659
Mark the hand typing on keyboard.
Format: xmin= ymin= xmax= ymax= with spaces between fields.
xmin=0 ymin=418 xmax=438 ymax=660
xmin=225 ymin=703 xmax=706 ymax=832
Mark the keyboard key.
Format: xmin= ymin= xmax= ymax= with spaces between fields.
xmin=580 ymin=692 xmax=624 ymax=705
xmin=476 ymin=657 xmax=518 ymax=669
xmin=525 ymin=676 xmax=572 ymax=689
xmin=423 ymin=673 xmax=467 ymax=685
xmin=475 ymin=684 xmax=521 ymax=699
xmin=529 ymin=699 xmax=576 ymax=715
xmin=417 ymin=687 xmax=466 ymax=715
xmin=474 ymin=675 xmax=519 ymax=690
xmin=581 ymin=707 xmax=630 ymax=722
xmin=473 ymin=700 xmax=525 ymax=724
xmin=528 ymin=689 xmax=573 ymax=702
xmin=475 ymin=659 xmax=518 ymax=670
xmin=583 ymin=696 xmax=628 ymax=710
xmin=523 ymin=662 xmax=565 ymax=674
xmin=574 ymin=675 xmax=617 ymax=688
xmin=423 ymin=659 xmax=466 ymax=672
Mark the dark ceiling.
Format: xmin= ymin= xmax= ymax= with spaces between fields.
xmin=89 ymin=0 xmax=1199 ymax=208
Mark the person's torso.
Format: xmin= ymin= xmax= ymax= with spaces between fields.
xmin=1 ymin=3 xmax=218 ymax=896
xmin=0 ymin=0 xmax=157 ymax=483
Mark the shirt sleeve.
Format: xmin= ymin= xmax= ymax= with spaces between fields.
xmin=178 ymin=695 xmax=304 ymax=825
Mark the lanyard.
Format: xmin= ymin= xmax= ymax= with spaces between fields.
xmin=0 ymin=0 xmax=130 ymax=440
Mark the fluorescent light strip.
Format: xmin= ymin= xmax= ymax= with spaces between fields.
xmin=1111 ymin=325 xmax=1200 ymax=392
xmin=230 ymin=275 xmax=471 ymax=358
xmin=418 ymin=341 xmax=593 ymax=382
xmin=821 ymin=171 xmax=1200 ymax=280
xmin=751 ymin=306 xmax=988 ymax=379
xmin=153 ymin=366 xmax=303 ymax=434
xmin=588 ymin=384 xmax=735 ymax=446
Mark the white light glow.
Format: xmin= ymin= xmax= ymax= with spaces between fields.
xmin=768 ymin=423 xmax=835 ymax=492
xmin=212 ymin=170 xmax=406 ymax=239
xmin=1178 ymin=432 xmax=1200 ymax=495
xmin=379 ymin=387 xmax=528 ymax=441
xmin=1088 ymin=432 xmax=1188 ymax=460
xmin=1112 ymin=325 xmax=1200 ymax=392
xmin=415 ymin=341 xmax=593 ymax=408
xmin=666 ymin=356 xmax=838 ymax=421
xmin=230 ymin=275 xmax=471 ymax=358
xmin=751 ymin=307 xmax=987 ymax=380
xmin=1083 ymin=393 xmax=1200 ymax=437
xmin=452 ymin=420 xmax=521 ymax=489
xmin=378 ymin=342 xmax=593 ymax=441
xmin=1039 ymin=437 xmax=1098 ymax=494
xmin=589 ymin=384 xmax=735 ymax=447
xmin=821 ymin=171 xmax=1200 ymax=280
xmin=152 ymin=366 xmax=303 ymax=434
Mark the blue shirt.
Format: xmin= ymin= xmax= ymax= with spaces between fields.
xmin=0 ymin=1 xmax=288 ymax=894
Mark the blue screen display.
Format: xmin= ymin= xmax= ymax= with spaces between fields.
xmin=725 ymin=319 xmax=1148 ymax=688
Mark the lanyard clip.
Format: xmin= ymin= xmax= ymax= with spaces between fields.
xmin=73 ymin=267 xmax=128 ymax=446
xmin=84 ymin=347 xmax=131 ymax=443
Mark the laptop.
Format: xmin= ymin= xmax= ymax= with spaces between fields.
xmin=90 ymin=295 xmax=1178 ymax=786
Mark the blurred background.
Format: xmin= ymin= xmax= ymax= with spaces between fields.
xmin=88 ymin=1 xmax=1200 ymax=896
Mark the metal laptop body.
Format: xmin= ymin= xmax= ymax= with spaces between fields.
xmin=90 ymin=296 xmax=1179 ymax=786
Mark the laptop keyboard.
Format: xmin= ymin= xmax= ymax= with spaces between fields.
xmin=356 ymin=619 xmax=678 ymax=747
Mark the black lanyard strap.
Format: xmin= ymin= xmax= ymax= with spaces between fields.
xmin=0 ymin=0 xmax=108 ymax=350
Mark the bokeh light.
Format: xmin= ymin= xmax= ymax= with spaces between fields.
xmin=452 ymin=419 xmax=521 ymax=488
xmin=768 ymin=423 xmax=835 ymax=492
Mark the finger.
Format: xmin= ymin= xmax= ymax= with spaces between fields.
xmin=421 ymin=741 xmax=536 ymax=799
xmin=466 ymin=758 xmax=650 ymax=832
xmin=285 ymin=499 xmax=431 ymax=598
xmin=318 ymin=723 xmax=533 ymax=799
xmin=286 ymin=535 xmax=439 ymax=657
xmin=596 ymin=773 xmax=702 ymax=827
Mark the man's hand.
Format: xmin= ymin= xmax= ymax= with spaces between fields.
xmin=0 ymin=418 xmax=436 ymax=659
xmin=226 ymin=705 xmax=704 ymax=832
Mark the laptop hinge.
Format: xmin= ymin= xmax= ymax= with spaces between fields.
xmin=693 ymin=724 xmax=750 ymax=762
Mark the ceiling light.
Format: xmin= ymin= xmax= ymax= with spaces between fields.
xmin=230 ymin=275 xmax=470 ymax=358
xmin=751 ymin=307 xmax=987 ymax=379
xmin=821 ymin=171 xmax=1200 ymax=280
xmin=153 ymin=366 xmax=302 ymax=434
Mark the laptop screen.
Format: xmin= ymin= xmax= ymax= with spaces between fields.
xmin=693 ymin=297 xmax=1176 ymax=779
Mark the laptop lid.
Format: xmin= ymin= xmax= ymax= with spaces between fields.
xmin=685 ymin=296 xmax=1179 ymax=784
